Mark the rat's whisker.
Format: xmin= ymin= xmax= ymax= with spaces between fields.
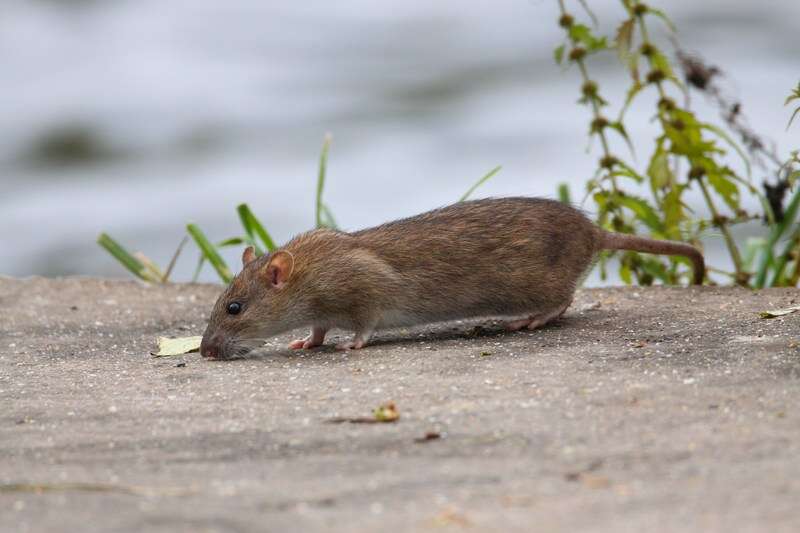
xmin=232 ymin=346 xmax=252 ymax=357
xmin=235 ymin=338 xmax=271 ymax=347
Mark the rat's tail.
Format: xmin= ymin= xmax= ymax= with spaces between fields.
xmin=598 ymin=231 xmax=705 ymax=285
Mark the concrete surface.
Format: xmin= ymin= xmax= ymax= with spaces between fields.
xmin=1 ymin=276 xmax=799 ymax=533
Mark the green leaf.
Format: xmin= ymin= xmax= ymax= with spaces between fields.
xmin=618 ymin=80 xmax=644 ymax=121
xmin=706 ymin=170 xmax=740 ymax=211
xmin=616 ymin=194 xmax=664 ymax=233
xmin=554 ymin=44 xmax=566 ymax=65
xmin=186 ymin=224 xmax=233 ymax=283
xmin=661 ymin=185 xmax=686 ymax=238
xmin=651 ymin=50 xmax=677 ymax=81
xmin=647 ymin=7 xmax=677 ymax=33
xmin=459 ymin=165 xmax=502 ymax=202
xmin=785 ymin=82 xmax=800 ymax=105
xmin=615 ymin=19 xmax=639 ymax=81
xmin=609 ymin=121 xmax=636 ymax=158
xmin=593 ymin=190 xmax=608 ymax=209
xmin=647 ymin=143 xmax=671 ymax=191
xmin=613 ymin=160 xmax=644 ymax=183
xmin=568 ymin=24 xmax=608 ymax=53
xmin=619 ymin=260 xmax=632 ymax=285
xmin=97 ymin=233 xmax=161 ymax=283
xmin=784 ymin=83 xmax=800 ymax=127
xmin=637 ymin=255 xmax=670 ymax=284
xmin=615 ymin=19 xmax=634 ymax=58
xmin=664 ymin=111 xmax=723 ymax=159
xmin=701 ymin=122 xmax=751 ymax=178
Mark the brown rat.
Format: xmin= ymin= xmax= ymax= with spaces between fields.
xmin=200 ymin=197 xmax=704 ymax=358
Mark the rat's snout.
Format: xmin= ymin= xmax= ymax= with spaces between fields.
xmin=200 ymin=332 xmax=225 ymax=359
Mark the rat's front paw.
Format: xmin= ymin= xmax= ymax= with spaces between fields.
xmin=288 ymin=326 xmax=328 ymax=350
xmin=288 ymin=338 xmax=324 ymax=350
xmin=336 ymin=339 xmax=366 ymax=351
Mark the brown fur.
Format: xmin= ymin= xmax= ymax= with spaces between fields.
xmin=200 ymin=197 xmax=704 ymax=358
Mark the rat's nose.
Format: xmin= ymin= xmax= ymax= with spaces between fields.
xmin=200 ymin=334 xmax=222 ymax=359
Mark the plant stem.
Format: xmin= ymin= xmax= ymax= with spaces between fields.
xmin=558 ymin=1 xmax=617 ymax=189
xmin=316 ymin=134 xmax=332 ymax=228
xmin=696 ymin=179 xmax=745 ymax=284
xmin=633 ymin=2 xmax=745 ymax=281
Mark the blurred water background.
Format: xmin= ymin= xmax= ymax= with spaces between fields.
xmin=1 ymin=0 xmax=797 ymax=284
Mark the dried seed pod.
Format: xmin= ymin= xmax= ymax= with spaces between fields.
xmin=569 ymin=47 xmax=587 ymax=61
xmin=591 ymin=117 xmax=610 ymax=132
xmin=600 ymin=155 xmax=619 ymax=169
xmin=688 ymin=165 xmax=706 ymax=179
xmin=646 ymin=69 xmax=666 ymax=84
xmin=640 ymin=43 xmax=656 ymax=57
xmin=657 ymin=97 xmax=676 ymax=111
xmin=582 ymin=81 xmax=599 ymax=97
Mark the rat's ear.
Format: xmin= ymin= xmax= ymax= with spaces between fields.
xmin=242 ymin=246 xmax=256 ymax=267
xmin=265 ymin=251 xmax=294 ymax=289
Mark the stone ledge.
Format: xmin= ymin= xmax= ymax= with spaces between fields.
xmin=2 ymin=277 xmax=799 ymax=532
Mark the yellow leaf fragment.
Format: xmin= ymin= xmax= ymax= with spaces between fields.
xmin=758 ymin=305 xmax=800 ymax=319
xmin=151 ymin=336 xmax=202 ymax=357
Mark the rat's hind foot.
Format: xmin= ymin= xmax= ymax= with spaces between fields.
xmin=336 ymin=339 xmax=366 ymax=350
xmin=505 ymin=300 xmax=572 ymax=332
xmin=335 ymin=329 xmax=373 ymax=351
xmin=288 ymin=326 xmax=328 ymax=350
xmin=526 ymin=300 xmax=572 ymax=330
xmin=505 ymin=317 xmax=534 ymax=331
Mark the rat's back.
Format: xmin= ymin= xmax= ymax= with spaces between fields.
xmin=350 ymin=197 xmax=599 ymax=326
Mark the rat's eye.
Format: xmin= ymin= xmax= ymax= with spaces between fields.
xmin=226 ymin=302 xmax=242 ymax=315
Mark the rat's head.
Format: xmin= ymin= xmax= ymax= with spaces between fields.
xmin=200 ymin=246 xmax=299 ymax=359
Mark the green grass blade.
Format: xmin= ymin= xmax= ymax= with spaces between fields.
xmin=754 ymin=186 xmax=800 ymax=288
xmin=768 ymin=223 xmax=800 ymax=286
xmin=135 ymin=252 xmax=164 ymax=281
xmin=217 ymin=237 xmax=247 ymax=247
xmin=235 ymin=205 xmax=259 ymax=252
xmin=459 ymin=165 xmax=502 ymax=202
xmin=191 ymin=255 xmax=206 ymax=282
xmin=236 ymin=204 xmax=276 ymax=252
xmin=97 ymin=233 xmax=160 ymax=283
xmin=316 ymin=134 xmax=332 ymax=228
xmin=191 ymin=237 xmax=249 ymax=281
xmin=161 ymin=236 xmax=189 ymax=283
xmin=320 ymin=204 xmax=339 ymax=230
xmin=186 ymin=224 xmax=233 ymax=283
xmin=557 ymin=183 xmax=572 ymax=204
